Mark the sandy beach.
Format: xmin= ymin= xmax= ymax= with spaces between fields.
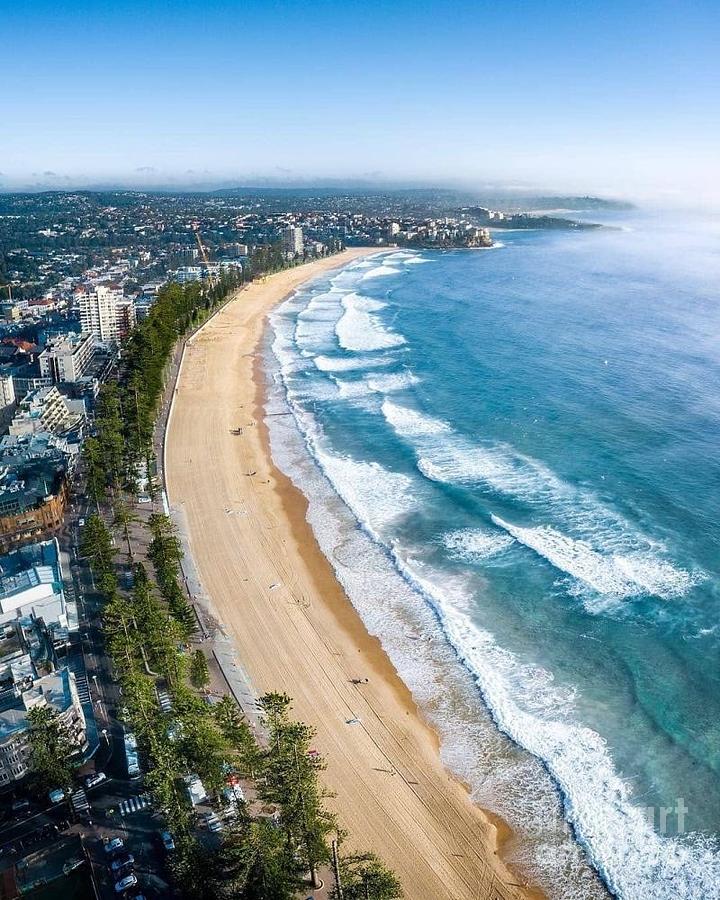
xmin=165 ymin=250 xmax=535 ymax=900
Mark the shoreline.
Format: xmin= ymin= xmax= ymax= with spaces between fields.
xmin=166 ymin=249 xmax=541 ymax=899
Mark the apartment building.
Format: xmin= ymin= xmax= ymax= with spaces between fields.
xmin=38 ymin=333 xmax=94 ymax=384
xmin=0 ymin=434 xmax=72 ymax=552
xmin=8 ymin=386 xmax=85 ymax=439
xmin=76 ymin=283 xmax=135 ymax=343
xmin=282 ymin=225 xmax=304 ymax=256
xmin=0 ymin=668 xmax=87 ymax=785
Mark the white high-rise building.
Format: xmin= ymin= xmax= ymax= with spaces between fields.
xmin=39 ymin=333 xmax=94 ymax=383
xmin=0 ymin=376 xmax=15 ymax=413
xmin=76 ymin=283 xmax=135 ymax=343
xmin=282 ymin=225 xmax=304 ymax=256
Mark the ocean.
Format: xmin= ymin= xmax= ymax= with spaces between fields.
xmin=264 ymin=211 xmax=720 ymax=900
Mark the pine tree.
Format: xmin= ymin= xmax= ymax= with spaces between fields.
xmin=26 ymin=706 xmax=77 ymax=795
xmin=258 ymin=693 xmax=336 ymax=888
xmin=334 ymin=851 xmax=403 ymax=899
xmin=190 ymin=649 xmax=210 ymax=689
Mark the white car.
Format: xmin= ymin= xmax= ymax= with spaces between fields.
xmin=78 ymin=518 xmax=85 ymax=527
xmin=84 ymin=771 xmax=108 ymax=789
xmin=48 ymin=788 xmax=66 ymax=804
xmin=114 ymin=873 xmax=137 ymax=893
xmin=137 ymin=495 xmax=152 ymax=504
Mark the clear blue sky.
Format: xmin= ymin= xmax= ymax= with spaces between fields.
xmin=3 ymin=0 xmax=719 ymax=201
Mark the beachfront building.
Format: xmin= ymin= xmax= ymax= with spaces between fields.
xmin=8 ymin=386 xmax=85 ymax=439
xmin=76 ymin=283 xmax=135 ymax=344
xmin=174 ymin=266 xmax=203 ymax=284
xmin=0 ymin=434 xmax=72 ymax=552
xmin=115 ymin=297 xmax=136 ymax=341
xmin=0 ymin=376 xmax=15 ymax=414
xmin=0 ymin=539 xmax=85 ymax=786
xmin=38 ymin=333 xmax=95 ymax=384
xmin=282 ymin=225 xmax=304 ymax=256
xmin=0 ymin=668 xmax=87 ymax=786
xmin=0 ymin=375 xmax=16 ymax=430
xmin=0 ymin=538 xmax=77 ymax=635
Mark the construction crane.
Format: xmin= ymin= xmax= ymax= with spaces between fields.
xmin=191 ymin=222 xmax=218 ymax=287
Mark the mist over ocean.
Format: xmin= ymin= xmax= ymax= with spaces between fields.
xmin=265 ymin=211 xmax=720 ymax=899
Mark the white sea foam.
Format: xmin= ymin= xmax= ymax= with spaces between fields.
xmin=335 ymin=292 xmax=406 ymax=352
xmin=365 ymin=371 xmax=420 ymax=393
xmin=295 ymin=316 xmax=337 ymax=349
xmin=362 ymin=264 xmax=402 ymax=279
xmin=403 ymin=256 xmax=433 ymax=264
xmin=298 ymin=289 xmax=344 ymax=316
xmin=418 ymin=433 xmax=578 ymax=502
xmin=381 ymin=399 xmax=450 ymax=436
xmin=383 ymin=251 xmax=418 ymax=261
xmin=418 ymin=443 xmax=547 ymax=497
xmin=331 ymin=377 xmax=374 ymax=400
xmin=345 ymin=293 xmax=387 ymax=312
xmin=492 ymin=515 xmax=700 ymax=603
xmin=444 ymin=528 xmax=515 ymax=561
xmin=329 ymin=373 xmax=421 ymax=406
xmin=313 ymin=354 xmax=394 ymax=373
xmin=314 ymin=451 xmax=415 ymax=536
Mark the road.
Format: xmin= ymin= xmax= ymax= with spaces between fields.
xmin=0 ymin=480 xmax=175 ymax=898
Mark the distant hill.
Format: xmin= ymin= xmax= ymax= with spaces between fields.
xmin=520 ymin=196 xmax=635 ymax=211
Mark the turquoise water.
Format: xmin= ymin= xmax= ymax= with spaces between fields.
xmin=266 ymin=213 xmax=720 ymax=899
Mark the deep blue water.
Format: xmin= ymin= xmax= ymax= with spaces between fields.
xmin=267 ymin=212 xmax=720 ymax=899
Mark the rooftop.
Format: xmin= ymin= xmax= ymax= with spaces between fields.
xmin=0 ymin=539 xmax=75 ymax=634
xmin=0 ymin=667 xmax=78 ymax=741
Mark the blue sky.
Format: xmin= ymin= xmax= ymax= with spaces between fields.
xmin=3 ymin=0 xmax=719 ymax=201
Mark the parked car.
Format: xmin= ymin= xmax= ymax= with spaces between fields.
xmin=160 ymin=830 xmax=175 ymax=851
xmin=104 ymin=837 xmax=125 ymax=855
xmin=110 ymin=853 xmax=135 ymax=874
xmin=84 ymin=771 xmax=108 ymax=789
xmin=114 ymin=873 xmax=138 ymax=893
xmin=78 ymin=517 xmax=85 ymax=527
xmin=48 ymin=788 xmax=66 ymax=804
xmin=11 ymin=799 xmax=30 ymax=815
xmin=137 ymin=495 xmax=152 ymax=504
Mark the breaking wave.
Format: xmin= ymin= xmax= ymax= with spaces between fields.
xmin=335 ymin=292 xmax=406 ymax=352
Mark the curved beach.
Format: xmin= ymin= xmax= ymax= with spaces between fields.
xmin=164 ymin=250 xmax=533 ymax=900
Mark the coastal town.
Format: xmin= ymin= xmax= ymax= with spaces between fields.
xmin=0 ymin=188 xmax=509 ymax=305
xmin=0 ymin=187 xmax=602 ymax=900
